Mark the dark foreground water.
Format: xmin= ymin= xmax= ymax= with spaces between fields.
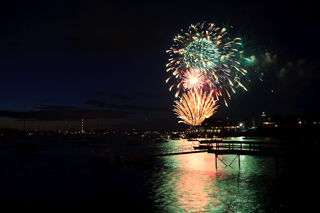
xmin=0 ymin=135 xmax=318 ymax=212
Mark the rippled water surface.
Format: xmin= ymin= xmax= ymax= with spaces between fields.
xmin=0 ymin=135 xmax=318 ymax=212
xmin=144 ymin=139 xmax=278 ymax=212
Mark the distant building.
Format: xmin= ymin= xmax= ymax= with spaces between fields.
xmin=297 ymin=111 xmax=320 ymax=126
xmin=189 ymin=117 xmax=241 ymax=136
xmin=224 ymin=120 xmax=242 ymax=132
xmin=202 ymin=117 xmax=224 ymax=134
xmin=260 ymin=112 xmax=277 ymax=128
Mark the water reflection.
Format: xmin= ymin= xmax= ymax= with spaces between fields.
xmin=176 ymin=153 xmax=219 ymax=212
xmin=147 ymin=138 xmax=278 ymax=212
xmin=0 ymin=135 xmax=311 ymax=211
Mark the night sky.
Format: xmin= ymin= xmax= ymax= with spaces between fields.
xmin=1 ymin=0 xmax=319 ymax=131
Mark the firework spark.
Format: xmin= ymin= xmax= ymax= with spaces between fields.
xmin=166 ymin=22 xmax=248 ymax=106
xmin=182 ymin=68 xmax=204 ymax=91
xmin=173 ymin=90 xmax=218 ymax=126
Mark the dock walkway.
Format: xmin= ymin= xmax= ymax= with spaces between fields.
xmin=153 ymin=145 xmax=207 ymax=156
xmin=195 ymin=140 xmax=318 ymax=169
xmin=153 ymin=140 xmax=319 ymax=170
xmin=203 ymin=141 xmax=294 ymax=156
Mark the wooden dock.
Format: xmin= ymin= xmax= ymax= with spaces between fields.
xmin=195 ymin=140 xmax=318 ymax=169
xmin=153 ymin=145 xmax=207 ymax=156
xmin=153 ymin=141 xmax=301 ymax=157
xmin=205 ymin=141 xmax=294 ymax=156
xmin=152 ymin=140 xmax=319 ymax=169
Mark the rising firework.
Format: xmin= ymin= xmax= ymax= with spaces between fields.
xmin=166 ymin=22 xmax=248 ymax=105
xmin=173 ymin=90 xmax=218 ymax=126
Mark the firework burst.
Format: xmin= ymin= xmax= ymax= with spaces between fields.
xmin=166 ymin=22 xmax=248 ymax=105
xmin=181 ymin=68 xmax=204 ymax=91
xmin=173 ymin=90 xmax=218 ymax=126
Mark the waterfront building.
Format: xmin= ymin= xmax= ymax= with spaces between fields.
xmin=188 ymin=117 xmax=241 ymax=137
xmin=260 ymin=112 xmax=277 ymax=128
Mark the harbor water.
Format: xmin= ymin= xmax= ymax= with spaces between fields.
xmin=0 ymin=135 xmax=318 ymax=212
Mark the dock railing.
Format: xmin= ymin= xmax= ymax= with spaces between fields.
xmin=196 ymin=141 xmax=296 ymax=156
xmin=153 ymin=145 xmax=206 ymax=156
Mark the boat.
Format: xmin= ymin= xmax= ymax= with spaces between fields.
xmin=243 ymin=136 xmax=255 ymax=140
xmin=155 ymin=138 xmax=169 ymax=143
xmin=171 ymin=137 xmax=180 ymax=140
xmin=199 ymin=138 xmax=223 ymax=143
xmin=193 ymin=144 xmax=212 ymax=149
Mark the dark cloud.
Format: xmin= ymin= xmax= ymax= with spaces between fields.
xmin=277 ymin=59 xmax=318 ymax=87
xmin=135 ymin=92 xmax=171 ymax=99
xmin=0 ymin=105 xmax=130 ymax=121
xmin=96 ymin=91 xmax=131 ymax=101
xmin=84 ymin=100 xmax=106 ymax=107
xmin=243 ymin=52 xmax=278 ymax=82
xmin=34 ymin=105 xmax=76 ymax=111
xmin=107 ymin=104 xmax=171 ymax=112
xmin=245 ymin=51 xmax=319 ymax=87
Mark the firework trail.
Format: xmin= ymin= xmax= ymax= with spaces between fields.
xmin=166 ymin=22 xmax=248 ymax=105
xmin=173 ymin=90 xmax=218 ymax=126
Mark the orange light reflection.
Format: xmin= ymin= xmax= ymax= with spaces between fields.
xmin=172 ymin=153 xmax=223 ymax=211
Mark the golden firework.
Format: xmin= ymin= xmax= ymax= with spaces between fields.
xmin=173 ymin=90 xmax=218 ymax=126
